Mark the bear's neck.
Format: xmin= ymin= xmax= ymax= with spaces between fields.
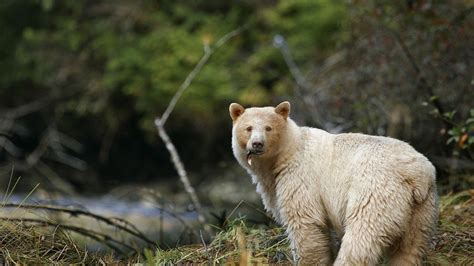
xmin=249 ymin=119 xmax=303 ymax=219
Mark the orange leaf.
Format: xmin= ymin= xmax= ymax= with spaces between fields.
xmin=458 ymin=133 xmax=468 ymax=148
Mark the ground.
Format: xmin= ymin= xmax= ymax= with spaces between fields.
xmin=0 ymin=190 xmax=473 ymax=265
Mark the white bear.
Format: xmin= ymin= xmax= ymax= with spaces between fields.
xmin=229 ymin=101 xmax=438 ymax=265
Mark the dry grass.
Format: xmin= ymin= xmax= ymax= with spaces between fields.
xmin=425 ymin=189 xmax=474 ymax=265
xmin=143 ymin=218 xmax=291 ymax=265
xmin=0 ymin=190 xmax=472 ymax=265
xmin=0 ymin=219 xmax=98 ymax=264
xmin=146 ymin=190 xmax=474 ymax=265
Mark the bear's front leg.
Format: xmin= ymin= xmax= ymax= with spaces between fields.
xmin=287 ymin=223 xmax=333 ymax=265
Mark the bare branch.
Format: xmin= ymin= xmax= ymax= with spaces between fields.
xmin=25 ymin=130 xmax=50 ymax=167
xmin=273 ymin=34 xmax=311 ymax=91
xmin=0 ymin=136 xmax=22 ymax=157
xmin=34 ymin=161 xmax=77 ymax=195
xmin=46 ymin=124 xmax=87 ymax=170
xmin=154 ymin=27 xmax=245 ymax=231
xmin=0 ymin=118 xmax=15 ymax=153
xmin=0 ymin=90 xmax=84 ymax=171
xmin=2 ymin=115 xmax=86 ymax=179
xmin=0 ymin=97 xmax=50 ymax=119
xmin=0 ymin=89 xmax=80 ymax=120
xmin=154 ymin=121 xmax=206 ymax=226
xmin=56 ymin=132 xmax=83 ymax=153
xmin=159 ymin=26 xmax=246 ymax=126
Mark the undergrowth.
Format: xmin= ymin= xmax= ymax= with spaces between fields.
xmin=145 ymin=190 xmax=474 ymax=265
xmin=143 ymin=219 xmax=291 ymax=265
xmin=424 ymin=190 xmax=474 ymax=265
xmin=0 ymin=190 xmax=472 ymax=265
xmin=0 ymin=219 xmax=101 ymax=264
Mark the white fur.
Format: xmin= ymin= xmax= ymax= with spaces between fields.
xmin=230 ymin=103 xmax=438 ymax=265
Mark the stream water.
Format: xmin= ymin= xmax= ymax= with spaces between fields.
xmin=3 ymin=193 xmax=201 ymax=251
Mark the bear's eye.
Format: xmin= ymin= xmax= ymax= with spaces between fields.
xmin=246 ymin=126 xmax=253 ymax=132
xmin=265 ymin=126 xmax=272 ymax=132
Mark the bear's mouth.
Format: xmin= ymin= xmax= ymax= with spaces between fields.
xmin=246 ymin=150 xmax=263 ymax=166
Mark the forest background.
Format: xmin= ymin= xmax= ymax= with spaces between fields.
xmin=0 ymin=0 xmax=472 ymax=261
xmin=1 ymin=0 xmax=472 ymax=194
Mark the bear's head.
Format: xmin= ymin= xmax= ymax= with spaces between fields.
xmin=229 ymin=101 xmax=291 ymax=166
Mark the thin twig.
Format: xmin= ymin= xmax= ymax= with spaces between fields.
xmin=141 ymin=202 xmax=197 ymax=237
xmin=159 ymin=26 xmax=246 ymax=126
xmin=154 ymin=122 xmax=206 ymax=227
xmin=159 ymin=206 xmax=163 ymax=244
xmin=1 ymin=203 xmax=155 ymax=246
xmin=273 ymin=35 xmax=311 ymax=91
xmin=200 ymin=229 xmax=211 ymax=263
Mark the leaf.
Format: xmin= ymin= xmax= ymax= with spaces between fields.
xmin=41 ymin=0 xmax=54 ymax=11
xmin=447 ymin=136 xmax=456 ymax=144
xmin=430 ymin=95 xmax=439 ymax=102
xmin=448 ymin=127 xmax=461 ymax=136
xmin=443 ymin=111 xmax=456 ymax=120
xmin=468 ymin=137 xmax=474 ymax=144
xmin=458 ymin=133 xmax=468 ymax=148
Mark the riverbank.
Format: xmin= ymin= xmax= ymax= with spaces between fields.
xmin=1 ymin=189 xmax=472 ymax=264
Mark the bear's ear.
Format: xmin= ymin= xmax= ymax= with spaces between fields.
xmin=229 ymin=103 xmax=245 ymax=121
xmin=275 ymin=101 xmax=290 ymax=119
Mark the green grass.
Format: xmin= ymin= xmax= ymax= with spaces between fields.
xmin=0 ymin=190 xmax=472 ymax=265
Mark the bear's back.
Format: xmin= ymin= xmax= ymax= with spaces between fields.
xmin=332 ymin=132 xmax=422 ymax=165
xmin=331 ymin=132 xmax=435 ymax=202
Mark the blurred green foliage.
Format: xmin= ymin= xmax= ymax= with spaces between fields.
xmin=1 ymin=0 xmax=346 ymax=130
xmin=0 ymin=0 xmax=472 ymax=191
xmin=0 ymin=0 xmax=348 ymax=188
xmin=447 ymin=109 xmax=474 ymax=152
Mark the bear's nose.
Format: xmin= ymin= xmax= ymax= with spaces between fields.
xmin=252 ymin=141 xmax=264 ymax=149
